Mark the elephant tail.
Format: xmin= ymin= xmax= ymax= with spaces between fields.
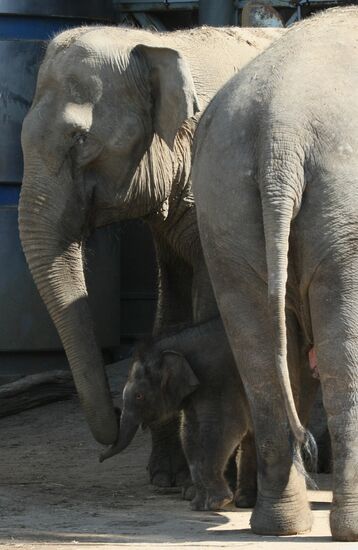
xmin=260 ymin=144 xmax=316 ymax=462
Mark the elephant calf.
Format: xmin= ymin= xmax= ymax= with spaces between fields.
xmin=101 ymin=318 xmax=256 ymax=511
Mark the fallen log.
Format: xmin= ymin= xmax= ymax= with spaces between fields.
xmin=0 ymin=370 xmax=75 ymax=418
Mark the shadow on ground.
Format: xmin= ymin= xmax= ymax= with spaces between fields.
xmin=0 ymin=360 xmax=337 ymax=548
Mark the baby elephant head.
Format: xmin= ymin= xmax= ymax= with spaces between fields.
xmin=100 ymin=349 xmax=199 ymax=462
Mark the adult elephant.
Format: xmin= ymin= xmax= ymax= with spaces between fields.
xmin=192 ymin=6 xmax=358 ymax=541
xmin=18 ymin=24 xmax=283 ymax=487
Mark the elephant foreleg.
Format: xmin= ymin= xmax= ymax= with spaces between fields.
xmin=152 ymin=238 xmax=193 ymax=335
xmin=148 ymin=416 xmax=189 ymax=487
xmin=149 ymin=240 xmax=193 ymax=486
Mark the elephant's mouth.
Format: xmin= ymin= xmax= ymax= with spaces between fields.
xmin=93 ymin=206 xmax=125 ymax=228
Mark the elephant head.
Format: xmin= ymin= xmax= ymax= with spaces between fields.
xmin=18 ymin=27 xmax=200 ymax=445
xmin=100 ymin=348 xmax=199 ymax=462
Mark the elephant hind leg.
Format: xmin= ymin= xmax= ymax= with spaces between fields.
xmin=212 ymin=261 xmax=312 ymax=535
xmin=310 ymin=255 xmax=358 ymax=542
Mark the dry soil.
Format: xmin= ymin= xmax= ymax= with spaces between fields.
xmin=0 ymin=360 xmax=356 ymax=549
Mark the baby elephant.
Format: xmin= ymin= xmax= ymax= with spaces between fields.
xmin=100 ymin=318 xmax=257 ymax=511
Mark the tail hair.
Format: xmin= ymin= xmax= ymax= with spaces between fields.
xmin=292 ymin=429 xmax=318 ymax=490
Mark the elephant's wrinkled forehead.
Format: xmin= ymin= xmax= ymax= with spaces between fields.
xmin=38 ymin=45 xmax=104 ymax=104
xmin=55 ymin=34 xmax=132 ymax=75
xmin=77 ymin=31 xmax=129 ymax=60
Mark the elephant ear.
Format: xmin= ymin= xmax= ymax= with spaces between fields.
xmin=133 ymin=44 xmax=201 ymax=149
xmin=160 ymin=351 xmax=199 ymax=410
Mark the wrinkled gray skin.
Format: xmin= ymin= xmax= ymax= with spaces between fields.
xmin=18 ymin=24 xmax=283 ymax=487
xmin=101 ymin=318 xmax=257 ymax=511
xmin=192 ymin=7 xmax=358 ymax=541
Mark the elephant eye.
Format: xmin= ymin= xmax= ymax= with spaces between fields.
xmin=136 ymin=393 xmax=144 ymax=401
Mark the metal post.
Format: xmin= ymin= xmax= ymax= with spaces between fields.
xmin=199 ymin=0 xmax=234 ymax=26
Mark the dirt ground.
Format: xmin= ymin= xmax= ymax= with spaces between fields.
xmin=0 ymin=359 xmax=356 ymax=550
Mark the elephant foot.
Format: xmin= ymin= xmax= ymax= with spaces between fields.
xmin=182 ymin=483 xmax=196 ymax=501
xmin=330 ymin=500 xmax=358 ymax=541
xmin=150 ymin=471 xmax=172 ymax=487
xmin=190 ymin=492 xmax=207 ymax=511
xmin=149 ymin=457 xmax=189 ymax=488
xmin=250 ymin=492 xmax=312 ymax=536
xmin=234 ymin=488 xmax=256 ymax=508
xmin=148 ymin=418 xmax=189 ymax=487
xmin=190 ymin=487 xmax=233 ymax=511
xmin=206 ymin=488 xmax=233 ymax=511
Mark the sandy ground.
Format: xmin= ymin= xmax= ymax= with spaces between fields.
xmin=0 ymin=360 xmax=356 ymax=550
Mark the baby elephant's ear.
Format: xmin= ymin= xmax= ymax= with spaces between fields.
xmin=160 ymin=351 xmax=199 ymax=409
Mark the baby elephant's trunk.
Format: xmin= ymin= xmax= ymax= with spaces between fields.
xmin=99 ymin=408 xmax=139 ymax=463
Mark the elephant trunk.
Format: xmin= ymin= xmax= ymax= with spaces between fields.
xmin=99 ymin=408 xmax=139 ymax=462
xmin=18 ymin=166 xmax=118 ymax=446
